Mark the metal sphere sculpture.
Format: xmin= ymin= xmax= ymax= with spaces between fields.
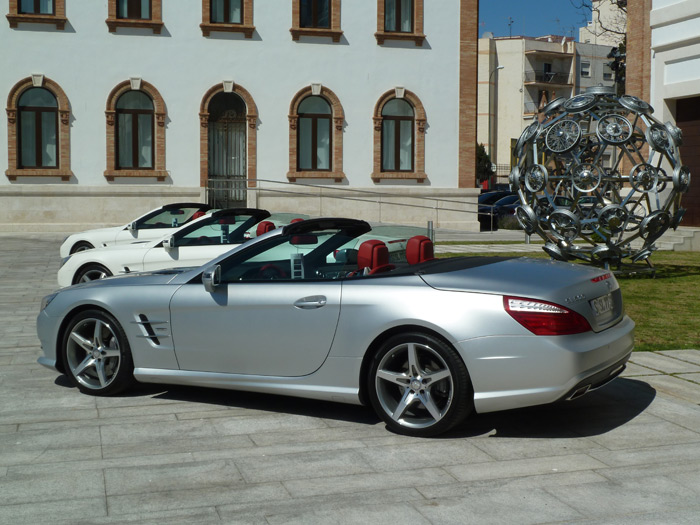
xmin=510 ymin=86 xmax=690 ymax=267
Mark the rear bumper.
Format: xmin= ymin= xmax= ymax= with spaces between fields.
xmin=457 ymin=315 xmax=635 ymax=414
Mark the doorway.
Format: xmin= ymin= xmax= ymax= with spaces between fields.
xmin=207 ymin=92 xmax=247 ymax=208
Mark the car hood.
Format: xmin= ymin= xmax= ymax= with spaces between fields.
xmin=64 ymin=267 xmax=195 ymax=290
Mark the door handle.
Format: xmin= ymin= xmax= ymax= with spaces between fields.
xmin=294 ymin=295 xmax=327 ymax=309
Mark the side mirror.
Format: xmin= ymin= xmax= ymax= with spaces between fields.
xmin=163 ymin=235 xmax=176 ymax=251
xmin=127 ymin=221 xmax=138 ymax=231
xmin=202 ymin=265 xmax=222 ymax=293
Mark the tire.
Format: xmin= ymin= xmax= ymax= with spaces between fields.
xmin=73 ymin=264 xmax=112 ymax=285
xmin=61 ymin=309 xmax=134 ymax=396
xmin=368 ymin=332 xmax=473 ymax=437
xmin=70 ymin=241 xmax=94 ymax=254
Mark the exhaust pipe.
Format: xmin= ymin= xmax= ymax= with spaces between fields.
xmin=567 ymin=384 xmax=591 ymax=401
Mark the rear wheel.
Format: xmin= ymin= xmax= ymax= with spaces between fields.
xmin=70 ymin=241 xmax=94 ymax=254
xmin=368 ymin=332 xmax=473 ymax=437
xmin=74 ymin=264 xmax=112 ymax=284
xmin=61 ymin=310 xmax=134 ymax=395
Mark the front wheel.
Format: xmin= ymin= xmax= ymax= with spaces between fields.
xmin=61 ymin=310 xmax=134 ymax=395
xmin=73 ymin=264 xmax=112 ymax=285
xmin=368 ymin=332 xmax=473 ymax=437
xmin=70 ymin=241 xmax=94 ymax=254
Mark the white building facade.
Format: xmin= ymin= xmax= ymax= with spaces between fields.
xmin=646 ymin=0 xmax=700 ymax=226
xmin=2 ymin=0 xmax=481 ymax=230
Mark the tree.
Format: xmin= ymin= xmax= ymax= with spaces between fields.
xmin=571 ymin=0 xmax=626 ymax=42
xmin=607 ymin=36 xmax=626 ymax=96
xmin=476 ymin=143 xmax=493 ymax=184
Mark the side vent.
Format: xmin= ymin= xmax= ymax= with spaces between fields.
xmin=134 ymin=314 xmax=170 ymax=346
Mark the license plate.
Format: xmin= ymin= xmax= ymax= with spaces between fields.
xmin=590 ymin=293 xmax=613 ymax=316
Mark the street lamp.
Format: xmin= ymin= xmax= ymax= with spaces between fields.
xmin=488 ymin=65 xmax=505 ymax=186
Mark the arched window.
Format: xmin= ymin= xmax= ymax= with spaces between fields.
xmin=6 ymin=76 xmax=72 ymax=180
xmin=381 ymin=98 xmax=414 ymax=172
xmin=287 ymin=85 xmax=345 ymax=182
xmin=372 ymin=89 xmax=427 ymax=183
xmin=17 ymin=88 xmax=58 ymax=169
xmin=115 ymin=91 xmax=154 ymax=169
xmin=104 ymin=79 xmax=166 ymax=181
xmin=298 ymin=96 xmax=331 ymax=171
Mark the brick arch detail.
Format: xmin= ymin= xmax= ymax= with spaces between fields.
xmin=372 ymin=88 xmax=427 ymax=183
xmin=104 ymin=79 xmax=167 ymax=181
xmin=199 ymin=83 xmax=259 ymax=188
xmin=5 ymin=76 xmax=73 ymax=181
xmin=287 ymin=85 xmax=345 ymax=182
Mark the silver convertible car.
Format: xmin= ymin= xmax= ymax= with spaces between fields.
xmin=37 ymin=218 xmax=635 ymax=437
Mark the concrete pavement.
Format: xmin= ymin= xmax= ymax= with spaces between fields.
xmin=2 ymin=234 xmax=700 ymax=524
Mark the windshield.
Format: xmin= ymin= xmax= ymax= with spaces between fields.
xmin=216 ymin=222 xmax=432 ymax=282
xmin=177 ymin=212 xmax=261 ymax=246
xmin=138 ymin=206 xmax=209 ymax=229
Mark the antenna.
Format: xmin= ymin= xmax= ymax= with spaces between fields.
xmin=507 ymin=16 xmax=514 ymax=38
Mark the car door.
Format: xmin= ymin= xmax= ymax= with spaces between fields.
xmin=114 ymin=226 xmax=172 ymax=246
xmin=168 ymin=280 xmax=342 ymax=376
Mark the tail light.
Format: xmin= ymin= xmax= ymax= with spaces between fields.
xmin=504 ymin=296 xmax=591 ymax=335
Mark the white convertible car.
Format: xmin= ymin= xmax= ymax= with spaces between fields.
xmin=59 ymin=202 xmax=213 ymax=258
xmin=57 ymin=208 xmax=275 ymax=287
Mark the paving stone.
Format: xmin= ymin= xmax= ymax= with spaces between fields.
xmin=635 ymin=373 xmax=700 ymax=404
xmin=677 ymin=372 xmax=700 ymax=384
xmin=235 ymin=449 xmax=376 ymax=483
xmin=106 ymin=482 xmax=289 ymax=515
xmin=413 ymin=487 xmax=583 ymax=524
xmin=589 ymin=441 xmax=700 ymax=468
xmin=283 ymin=468 xmax=457 ymax=498
xmin=104 ymin=459 xmax=244 ymax=496
xmin=443 ymin=453 xmax=607 ymax=483
xmin=266 ymin=501 xmax=432 ymax=525
xmin=629 ymin=352 xmax=700 ymax=374
xmin=621 ymin=361 xmax=661 ymax=377
xmin=0 ymin=497 xmax=107 ymax=524
xmin=657 ymin=349 xmax=700 ymax=366
xmin=545 ymin=476 xmax=698 ymax=519
xmin=356 ymin=440 xmax=493 ymax=471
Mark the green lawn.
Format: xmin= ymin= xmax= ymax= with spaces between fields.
xmin=435 ymin=247 xmax=700 ymax=352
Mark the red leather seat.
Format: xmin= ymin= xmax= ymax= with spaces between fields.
xmin=406 ymin=235 xmax=435 ymax=264
xmin=357 ymin=240 xmax=395 ymax=275
xmin=256 ymin=221 xmax=275 ymax=236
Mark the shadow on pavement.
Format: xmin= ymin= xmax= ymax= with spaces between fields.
xmin=52 ymin=372 xmax=656 ymax=438
xmin=444 ymin=378 xmax=656 ymax=439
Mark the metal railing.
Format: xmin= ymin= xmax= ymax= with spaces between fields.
xmin=206 ymin=178 xmax=247 ymax=208
xmin=523 ymin=70 xmax=571 ymax=84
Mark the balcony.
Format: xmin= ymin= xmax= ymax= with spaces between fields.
xmin=523 ymin=70 xmax=572 ymax=86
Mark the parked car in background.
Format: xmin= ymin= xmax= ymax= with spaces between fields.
xmin=57 ymin=208 xmax=272 ymax=287
xmin=39 ymin=217 xmax=634 ymax=437
xmin=478 ymin=192 xmax=517 ymax=230
xmin=59 ymin=202 xmax=213 ymax=257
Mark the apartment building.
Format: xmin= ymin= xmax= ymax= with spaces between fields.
xmin=478 ymin=34 xmax=616 ymax=178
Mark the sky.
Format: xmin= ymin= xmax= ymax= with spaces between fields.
xmin=479 ymin=0 xmax=592 ymax=40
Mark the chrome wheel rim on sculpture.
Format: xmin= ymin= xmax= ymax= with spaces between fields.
xmin=510 ymin=86 xmax=689 ymax=266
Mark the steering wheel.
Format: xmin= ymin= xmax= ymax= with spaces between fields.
xmin=258 ymin=264 xmax=287 ymax=280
